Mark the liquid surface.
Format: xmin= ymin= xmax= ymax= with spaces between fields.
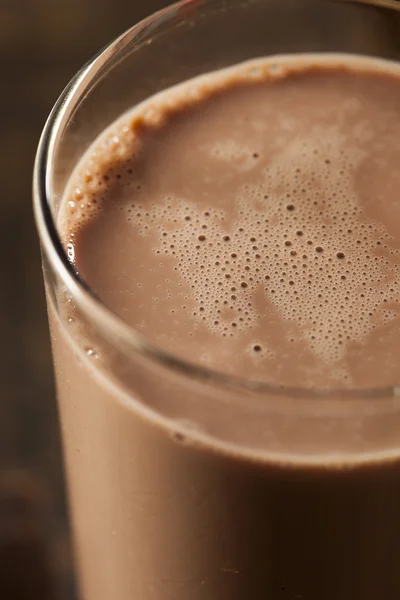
xmin=62 ymin=55 xmax=400 ymax=390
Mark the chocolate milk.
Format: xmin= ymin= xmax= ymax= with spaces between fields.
xmin=50 ymin=55 xmax=400 ymax=599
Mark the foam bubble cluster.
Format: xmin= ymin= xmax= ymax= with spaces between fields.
xmin=60 ymin=125 xmax=138 ymax=234
xmin=125 ymin=127 xmax=400 ymax=365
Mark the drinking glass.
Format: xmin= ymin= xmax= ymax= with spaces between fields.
xmin=34 ymin=1 xmax=400 ymax=598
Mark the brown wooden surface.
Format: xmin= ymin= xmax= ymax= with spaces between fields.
xmin=0 ymin=2 xmax=172 ymax=598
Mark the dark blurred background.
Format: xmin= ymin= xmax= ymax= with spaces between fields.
xmin=0 ymin=1 xmax=173 ymax=598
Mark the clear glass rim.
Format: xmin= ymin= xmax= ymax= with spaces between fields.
xmin=33 ymin=0 xmax=400 ymax=402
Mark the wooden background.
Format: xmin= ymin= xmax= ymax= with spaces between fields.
xmin=0 ymin=1 xmax=172 ymax=598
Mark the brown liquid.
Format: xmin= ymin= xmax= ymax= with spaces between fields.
xmin=51 ymin=55 xmax=400 ymax=599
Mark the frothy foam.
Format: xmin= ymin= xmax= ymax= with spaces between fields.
xmin=124 ymin=129 xmax=399 ymax=367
